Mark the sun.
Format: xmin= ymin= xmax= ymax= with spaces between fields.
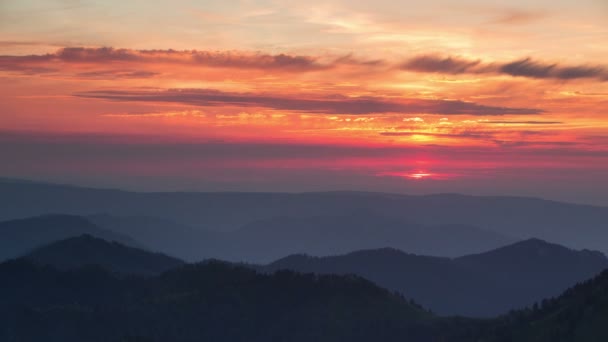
xmin=406 ymin=171 xmax=432 ymax=179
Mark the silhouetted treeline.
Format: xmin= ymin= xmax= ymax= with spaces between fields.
xmin=2 ymin=257 xmax=608 ymax=341
xmin=0 ymin=259 xmax=450 ymax=342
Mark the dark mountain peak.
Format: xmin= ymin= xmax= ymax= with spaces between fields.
xmin=70 ymin=233 xmax=96 ymax=241
xmin=0 ymin=214 xmax=143 ymax=261
xmin=266 ymin=254 xmax=318 ymax=269
xmin=517 ymin=237 xmax=556 ymax=246
xmin=26 ymin=234 xmax=183 ymax=275
xmin=346 ymin=247 xmax=411 ymax=258
xmin=506 ymin=237 xmax=564 ymax=253
xmin=279 ymin=253 xmax=316 ymax=261
xmin=517 ymin=238 xmax=605 ymax=259
xmin=458 ymin=237 xmax=606 ymax=262
xmin=35 ymin=233 xmax=118 ymax=249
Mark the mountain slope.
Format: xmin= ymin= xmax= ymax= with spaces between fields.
xmin=25 ymin=234 xmax=184 ymax=275
xmin=262 ymin=239 xmax=608 ymax=317
xmin=483 ymin=269 xmax=608 ymax=341
xmin=0 ymin=214 xmax=141 ymax=261
xmin=455 ymin=238 xmax=608 ymax=293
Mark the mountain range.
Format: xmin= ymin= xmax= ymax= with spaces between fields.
xmin=261 ymin=239 xmax=608 ymax=317
xmin=88 ymin=212 xmax=516 ymax=262
xmin=2 ymin=178 xmax=608 ymax=257
xmin=2 ymin=248 xmax=608 ymax=341
xmin=6 ymin=226 xmax=607 ymax=318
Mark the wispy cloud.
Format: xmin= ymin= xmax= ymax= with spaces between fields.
xmin=490 ymin=9 xmax=548 ymax=25
xmin=76 ymin=70 xmax=159 ymax=79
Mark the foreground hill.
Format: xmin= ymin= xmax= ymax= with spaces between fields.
xmin=0 ymin=215 xmax=140 ymax=261
xmin=0 ymin=259 xmax=469 ymax=342
xmin=262 ymin=239 xmax=608 ymax=317
xmin=26 ymin=235 xmax=184 ymax=275
xmin=2 ymin=241 xmax=608 ymax=341
xmin=2 ymin=179 xmax=608 ymax=255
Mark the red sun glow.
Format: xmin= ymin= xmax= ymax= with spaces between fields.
xmin=376 ymin=170 xmax=435 ymax=180
xmin=406 ymin=171 xmax=432 ymax=180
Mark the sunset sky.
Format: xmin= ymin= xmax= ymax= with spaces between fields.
xmin=1 ymin=0 xmax=607 ymax=204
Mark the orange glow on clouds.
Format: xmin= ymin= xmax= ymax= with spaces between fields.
xmin=0 ymin=0 xmax=608 ymax=204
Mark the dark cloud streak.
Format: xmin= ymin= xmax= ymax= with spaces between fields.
xmin=0 ymin=47 xmax=376 ymax=72
xmin=402 ymin=55 xmax=608 ymax=81
xmin=486 ymin=120 xmax=563 ymax=125
xmin=75 ymin=88 xmax=542 ymax=115
xmin=2 ymin=46 xmax=607 ymax=82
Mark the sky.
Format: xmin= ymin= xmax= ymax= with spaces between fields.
xmin=1 ymin=0 xmax=607 ymax=205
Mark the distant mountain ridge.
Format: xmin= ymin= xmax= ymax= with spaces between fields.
xmin=261 ymin=239 xmax=608 ymax=317
xmin=2 ymin=178 xmax=608 ymax=256
xmin=212 ymin=212 xmax=516 ymax=262
xmin=89 ymin=211 xmax=517 ymax=262
xmin=88 ymin=214 xmax=222 ymax=262
xmin=1 ymin=213 xmax=515 ymax=264
xmin=25 ymin=234 xmax=184 ymax=275
xmin=0 ymin=214 xmax=141 ymax=261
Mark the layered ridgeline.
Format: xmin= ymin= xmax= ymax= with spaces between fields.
xmin=261 ymin=239 xmax=608 ymax=317
xmin=0 ymin=214 xmax=514 ymax=264
xmin=0 ymin=214 xmax=140 ymax=261
xmin=89 ymin=212 xmax=515 ymax=263
xmin=2 ymin=235 xmax=608 ymax=341
xmin=87 ymin=214 xmax=224 ymax=263
xmin=2 ymin=178 xmax=608 ymax=256
xmin=25 ymin=234 xmax=184 ymax=275
xmin=11 ymin=231 xmax=608 ymax=320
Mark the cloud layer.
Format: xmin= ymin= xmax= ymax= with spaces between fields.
xmin=2 ymin=47 xmax=607 ymax=82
